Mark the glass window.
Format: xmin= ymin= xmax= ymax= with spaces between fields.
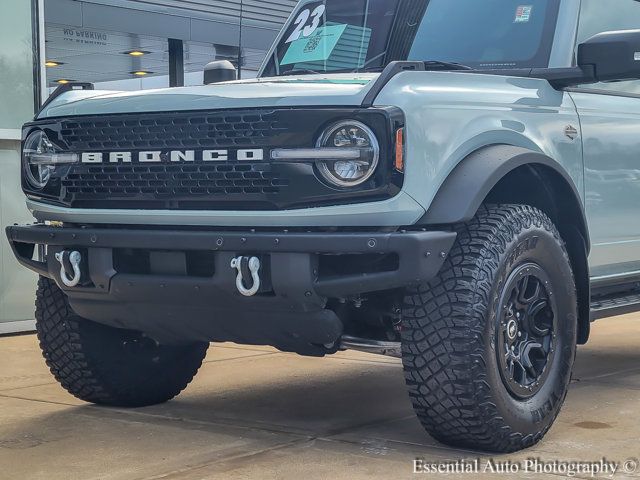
xmin=0 ymin=1 xmax=35 ymax=130
xmin=409 ymin=0 xmax=560 ymax=69
xmin=577 ymin=0 xmax=640 ymax=94
xmin=262 ymin=0 xmax=561 ymax=77
xmin=263 ymin=0 xmax=400 ymax=76
xmin=43 ymin=24 xmax=171 ymax=92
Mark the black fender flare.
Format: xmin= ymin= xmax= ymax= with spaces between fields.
xmin=420 ymin=144 xmax=591 ymax=344
xmin=420 ymin=144 xmax=589 ymax=247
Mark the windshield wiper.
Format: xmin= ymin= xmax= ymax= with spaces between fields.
xmin=279 ymin=68 xmax=321 ymax=77
xmin=423 ymin=61 xmax=474 ymax=71
xmin=360 ymin=66 xmax=386 ymax=73
xmin=357 ymin=61 xmax=475 ymax=74
xmin=278 ymin=61 xmax=474 ymax=77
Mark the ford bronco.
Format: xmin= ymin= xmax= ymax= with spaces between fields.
xmin=7 ymin=0 xmax=640 ymax=453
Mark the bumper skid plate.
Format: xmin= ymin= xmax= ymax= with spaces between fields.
xmin=6 ymin=224 xmax=456 ymax=355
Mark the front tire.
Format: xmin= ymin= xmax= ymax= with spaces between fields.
xmin=36 ymin=276 xmax=208 ymax=407
xmin=401 ymin=204 xmax=577 ymax=452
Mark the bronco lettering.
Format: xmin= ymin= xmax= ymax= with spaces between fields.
xmin=79 ymin=149 xmax=266 ymax=163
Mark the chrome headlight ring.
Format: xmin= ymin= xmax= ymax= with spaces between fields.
xmin=314 ymin=120 xmax=380 ymax=188
xmin=22 ymin=130 xmax=78 ymax=189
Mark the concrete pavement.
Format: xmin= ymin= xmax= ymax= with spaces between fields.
xmin=1 ymin=314 xmax=640 ymax=479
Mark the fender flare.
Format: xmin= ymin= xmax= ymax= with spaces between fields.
xmin=420 ymin=144 xmax=589 ymax=249
xmin=421 ymin=144 xmax=591 ymax=343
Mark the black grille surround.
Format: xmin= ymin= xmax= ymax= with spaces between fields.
xmin=23 ymin=108 xmax=404 ymax=211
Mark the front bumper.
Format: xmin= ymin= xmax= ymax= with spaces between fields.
xmin=25 ymin=192 xmax=426 ymax=227
xmin=6 ymin=224 xmax=455 ymax=355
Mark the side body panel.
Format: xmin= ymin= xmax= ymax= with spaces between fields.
xmin=373 ymin=71 xmax=585 ymax=224
xmin=570 ymin=91 xmax=640 ymax=280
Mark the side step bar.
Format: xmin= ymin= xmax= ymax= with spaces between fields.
xmin=339 ymin=335 xmax=402 ymax=358
xmin=590 ymin=292 xmax=640 ymax=321
xmin=342 ymin=292 xmax=640 ymax=351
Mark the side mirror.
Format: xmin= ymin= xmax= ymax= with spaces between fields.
xmin=204 ymin=60 xmax=237 ymax=85
xmin=578 ymin=29 xmax=640 ymax=83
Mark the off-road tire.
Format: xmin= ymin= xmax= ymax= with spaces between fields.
xmin=401 ymin=204 xmax=577 ymax=452
xmin=35 ymin=276 xmax=209 ymax=407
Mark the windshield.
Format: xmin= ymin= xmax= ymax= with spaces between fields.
xmin=261 ymin=0 xmax=561 ymax=77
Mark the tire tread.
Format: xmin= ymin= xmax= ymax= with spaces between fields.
xmin=401 ymin=204 xmax=575 ymax=452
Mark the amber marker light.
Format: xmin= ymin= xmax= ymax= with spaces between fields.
xmin=131 ymin=71 xmax=153 ymax=76
xmin=395 ymin=127 xmax=405 ymax=172
xmin=125 ymin=50 xmax=149 ymax=56
xmin=56 ymin=79 xmax=72 ymax=84
xmin=45 ymin=60 xmax=63 ymax=67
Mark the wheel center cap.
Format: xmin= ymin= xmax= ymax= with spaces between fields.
xmin=507 ymin=319 xmax=518 ymax=340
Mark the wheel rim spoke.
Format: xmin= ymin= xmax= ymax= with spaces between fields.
xmin=496 ymin=263 xmax=557 ymax=399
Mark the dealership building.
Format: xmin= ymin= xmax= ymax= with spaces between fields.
xmin=0 ymin=0 xmax=296 ymax=333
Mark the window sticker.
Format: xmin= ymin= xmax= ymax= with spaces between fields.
xmin=281 ymin=24 xmax=348 ymax=66
xmin=514 ymin=5 xmax=533 ymax=23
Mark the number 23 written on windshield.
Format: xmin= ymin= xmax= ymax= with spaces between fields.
xmin=285 ymin=5 xmax=326 ymax=43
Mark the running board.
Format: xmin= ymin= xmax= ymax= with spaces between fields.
xmin=590 ymin=293 xmax=640 ymax=321
xmin=339 ymin=335 xmax=402 ymax=358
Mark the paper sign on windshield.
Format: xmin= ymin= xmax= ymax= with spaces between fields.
xmin=281 ymin=24 xmax=348 ymax=66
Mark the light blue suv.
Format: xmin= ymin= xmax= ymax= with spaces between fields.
xmin=7 ymin=0 xmax=640 ymax=452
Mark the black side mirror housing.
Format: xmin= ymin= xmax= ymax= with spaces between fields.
xmin=578 ymin=29 xmax=640 ymax=83
xmin=204 ymin=60 xmax=237 ymax=85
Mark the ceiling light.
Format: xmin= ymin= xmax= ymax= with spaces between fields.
xmin=125 ymin=50 xmax=149 ymax=56
xmin=45 ymin=60 xmax=63 ymax=67
xmin=131 ymin=71 xmax=152 ymax=76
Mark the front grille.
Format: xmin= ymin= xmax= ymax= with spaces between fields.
xmin=62 ymin=163 xmax=290 ymax=207
xmin=28 ymin=108 xmax=402 ymax=210
xmin=59 ymin=110 xmax=287 ymax=151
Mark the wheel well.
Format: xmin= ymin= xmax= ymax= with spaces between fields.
xmin=485 ymin=164 xmax=591 ymax=344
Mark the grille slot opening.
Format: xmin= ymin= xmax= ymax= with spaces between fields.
xmin=114 ymin=248 xmax=216 ymax=277
xmin=318 ymin=253 xmax=400 ymax=278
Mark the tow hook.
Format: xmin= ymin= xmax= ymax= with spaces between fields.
xmin=54 ymin=250 xmax=83 ymax=288
xmin=230 ymin=256 xmax=261 ymax=297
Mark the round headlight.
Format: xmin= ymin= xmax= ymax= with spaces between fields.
xmin=23 ymin=131 xmax=56 ymax=189
xmin=316 ymin=121 xmax=379 ymax=187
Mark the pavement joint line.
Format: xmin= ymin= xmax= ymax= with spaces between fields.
xmin=571 ymin=377 xmax=640 ymax=391
xmin=319 ymin=431 xmax=486 ymax=457
xmin=0 ymin=391 xmax=321 ymax=438
xmin=0 ymin=391 xmax=80 ymax=408
xmin=136 ymin=439 xmax=309 ymax=480
xmin=66 ymin=402 xmax=322 ymax=439
xmin=0 ymin=389 xmax=445 ymax=455
xmin=0 ymin=381 xmax=57 ymax=393
xmin=0 ymin=389 xmax=411 ymax=441
xmin=574 ymin=365 xmax=640 ymax=381
xmin=202 ymin=351 xmax=281 ymax=364
xmin=213 ymin=344 xmax=283 ymax=354
xmin=322 ymin=414 xmax=418 ymax=438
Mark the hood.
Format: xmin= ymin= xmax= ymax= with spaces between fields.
xmin=37 ymin=74 xmax=379 ymax=119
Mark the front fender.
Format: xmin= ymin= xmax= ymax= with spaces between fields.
xmin=421 ymin=145 xmax=586 ymax=230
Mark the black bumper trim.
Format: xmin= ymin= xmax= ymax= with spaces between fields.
xmin=6 ymin=224 xmax=455 ymax=352
xmin=7 ymin=224 xmax=456 ymax=297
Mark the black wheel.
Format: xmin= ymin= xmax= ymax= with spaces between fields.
xmin=35 ymin=276 xmax=208 ymax=407
xmin=401 ymin=204 xmax=577 ymax=453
